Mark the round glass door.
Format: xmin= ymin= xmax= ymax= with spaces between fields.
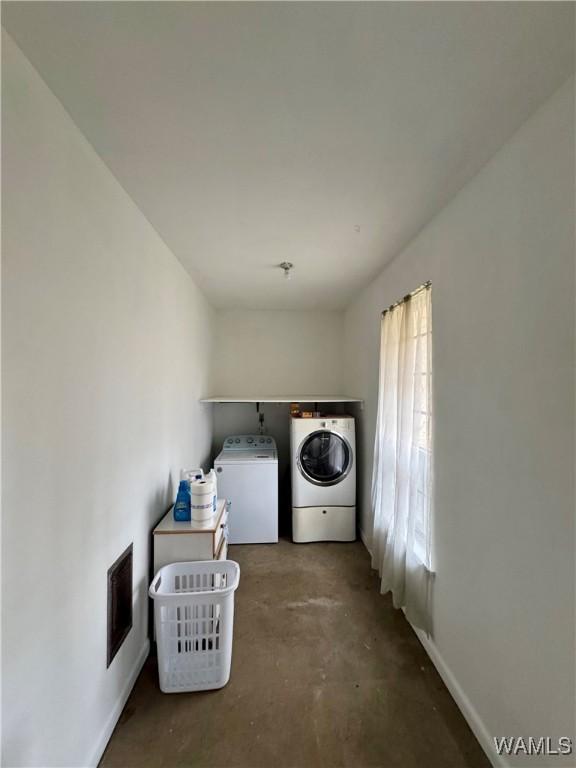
xmin=298 ymin=430 xmax=351 ymax=486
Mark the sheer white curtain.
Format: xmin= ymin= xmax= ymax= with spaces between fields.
xmin=370 ymin=284 xmax=433 ymax=633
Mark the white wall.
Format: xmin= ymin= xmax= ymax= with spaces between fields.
xmin=211 ymin=309 xmax=345 ymax=398
xmin=344 ymin=78 xmax=575 ymax=766
xmin=1 ymin=33 xmax=214 ymax=767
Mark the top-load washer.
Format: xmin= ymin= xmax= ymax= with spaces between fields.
xmin=214 ymin=435 xmax=278 ymax=544
xmin=290 ymin=416 xmax=356 ymax=543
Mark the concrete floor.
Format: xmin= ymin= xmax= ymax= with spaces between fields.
xmin=101 ymin=540 xmax=490 ymax=768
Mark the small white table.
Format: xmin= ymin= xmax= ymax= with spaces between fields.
xmin=153 ymin=499 xmax=229 ymax=576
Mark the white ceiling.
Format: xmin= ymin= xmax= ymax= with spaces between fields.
xmin=3 ymin=2 xmax=574 ymax=310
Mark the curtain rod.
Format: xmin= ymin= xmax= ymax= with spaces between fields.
xmin=381 ymin=281 xmax=431 ymax=316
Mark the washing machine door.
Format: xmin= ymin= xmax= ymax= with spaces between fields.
xmin=297 ymin=430 xmax=352 ymax=487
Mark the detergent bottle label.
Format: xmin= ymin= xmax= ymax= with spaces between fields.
xmin=173 ymin=480 xmax=191 ymax=521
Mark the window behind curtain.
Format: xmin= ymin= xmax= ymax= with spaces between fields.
xmin=412 ymin=301 xmax=432 ymax=566
xmin=370 ymin=282 xmax=433 ymax=631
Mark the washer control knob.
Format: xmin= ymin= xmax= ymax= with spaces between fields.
xmin=266 ymin=438 xmax=272 ymax=443
xmin=235 ymin=438 xmax=241 ymax=443
xmin=247 ymin=437 xmax=254 ymax=443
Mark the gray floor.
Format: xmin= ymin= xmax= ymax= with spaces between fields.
xmin=100 ymin=540 xmax=489 ymax=768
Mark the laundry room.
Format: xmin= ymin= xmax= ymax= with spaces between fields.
xmin=209 ymin=308 xmax=355 ymax=539
xmin=2 ymin=3 xmax=575 ymax=768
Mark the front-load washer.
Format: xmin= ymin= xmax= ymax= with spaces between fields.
xmin=214 ymin=435 xmax=278 ymax=544
xmin=290 ymin=416 xmax=356 ymax=543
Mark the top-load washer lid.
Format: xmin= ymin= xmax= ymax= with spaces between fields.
xmin=297 ymin=430 xmax=352 ymax=486
xmin=215 ymin=450 xmax=278 ymax=465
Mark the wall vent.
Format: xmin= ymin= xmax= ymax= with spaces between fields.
xmin=107 ymin=544 xmax=133 ymax=668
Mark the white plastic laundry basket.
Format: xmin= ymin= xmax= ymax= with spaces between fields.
xmin=149 ymin=560 xmax=240 ymax=693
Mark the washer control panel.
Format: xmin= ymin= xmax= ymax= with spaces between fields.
xmin=222 ymin=435 xmax=277 ymax=451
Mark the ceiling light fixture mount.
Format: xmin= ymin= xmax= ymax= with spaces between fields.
xmin=279 ymin=261 xmax=294 ymax=280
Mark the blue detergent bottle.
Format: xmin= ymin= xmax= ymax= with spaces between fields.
xmin=173 ymin=480 xmax=191 ymax=521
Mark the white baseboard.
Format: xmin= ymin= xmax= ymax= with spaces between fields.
xmin=412 ymin=627 xmax=506 ymax=768
xmin=364 ymin=525 xmax=501 ymax=767
xmin=87 ymin=640 xmax=150 ymax=768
